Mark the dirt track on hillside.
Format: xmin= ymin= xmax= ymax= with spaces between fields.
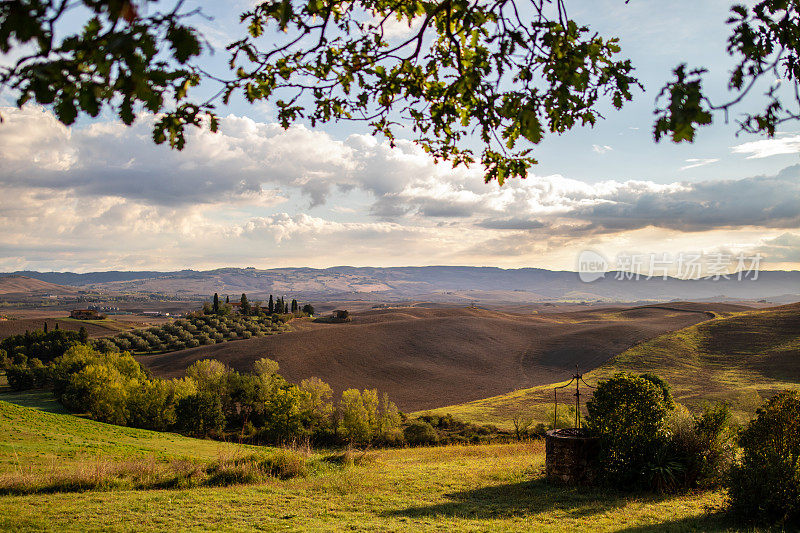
xmin=139 ymin=303 xmax=747 ymax=411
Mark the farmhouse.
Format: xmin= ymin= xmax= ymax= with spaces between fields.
xmin=70 ymin=309 xmax=100 ymax=320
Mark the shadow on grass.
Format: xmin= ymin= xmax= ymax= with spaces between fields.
xmin=383 ymin=479 xmax=642 ymax=520
xmin=384 ymin=479 xmax=729 ymax=529
xmin=0 ymin=389 xmax=69 ymax=414
xmin=616 ymin=507 xmax=762 ymax=533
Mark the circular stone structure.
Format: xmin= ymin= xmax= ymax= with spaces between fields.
xmin=545 ymin=428 xmax=599 ymax=485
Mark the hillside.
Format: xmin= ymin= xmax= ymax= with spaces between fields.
xmin=140 ymin=304 xmax=733 ymax=411
xmin=4 ymin=266 xmax=799 ymax=303
xmin=0 ymin=275 xmax=75 ymax=296
xmin=424 ymin=303 xmax=800 ymax=427
xmin=0 ymin=392 xmax=252 ymax=474
xmin=0 ymin=317 xmax=136 ymax=340
xmin=0 ymin=396 xmax=725 ymax=531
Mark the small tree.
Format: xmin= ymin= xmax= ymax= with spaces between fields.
xmin=339 ymin=389 xmax=372 ymax=444
xmin=377 ymin=392 xmax=402 ymax=442
xmin=302 ymin=304 xmax=315 ymax=316
xmin=727 ymin=390 xmax=800 ymax=525
xmin=268 ymin=295 xmax=274 ymax=314
xmin=298 ymin=377 xmax=334 ymax=435
xmin=176 ymin=392 xmax=224 ymax=437
xmin=262 ymin=387 xmax=305 ymax=443
xmin=78 ymin=326 xmax=88 ymax=344
xmin=586 ymin=373 xmax=672 ymax=488
xmin=213 ymin=293 xmax=220 ymax=314
xmin=511 ymin=413 xmax=535 ymax=440
xmin=240 ymin=293 xmax=251 ymax=316
xmin=291 ymin=299 xmax=298 ymax=314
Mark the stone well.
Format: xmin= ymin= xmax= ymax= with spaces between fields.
xmin=544 ymin=428 xmax=599 ymax=485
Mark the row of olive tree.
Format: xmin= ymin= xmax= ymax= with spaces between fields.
xmin=587 ymin=373 xmax=800 ymax=526
xmin=44 ymin=344 xmax=401 ymax=446
xmin=92 ymin=313 xmax=290 ymax=355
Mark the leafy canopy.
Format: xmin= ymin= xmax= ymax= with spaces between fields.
xmin=1 ymin=1 xmax=796 ymax=183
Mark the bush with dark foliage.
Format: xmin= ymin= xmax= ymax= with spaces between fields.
xmin=587 ymin=373 xmax=672 ymax=489
xmin=727 ymin=390 xmax=800 ymax=526
xmin=404 ymin=420 xmax=439 ymax=446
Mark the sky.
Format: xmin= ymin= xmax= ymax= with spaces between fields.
xmin=0 ymin=0 xmax=799 ymax=274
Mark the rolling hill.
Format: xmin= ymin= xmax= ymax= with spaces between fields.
xmin=0 ymin=393 xmax=248 ymax=474
xmin=3 ymin=266 xmax=799 ymax=303
xmin=0 ymin=275 xmax=76 ymax=296
xmin=423 ymin=302 xmax=800 ymax=427
xmin=139 ymin=303 xmax=739 ymax=411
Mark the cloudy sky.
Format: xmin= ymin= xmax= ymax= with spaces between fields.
xmin=0 ymin=0 xmax=799 ymax=273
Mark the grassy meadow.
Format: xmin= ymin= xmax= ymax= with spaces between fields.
xmin=0 ymin=394 xmax=737 ymax=532
xmin=1 ymin=304 xmax=797 ymax=530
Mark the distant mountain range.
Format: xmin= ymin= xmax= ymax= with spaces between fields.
xmin=1 ymin=267 xmax=798 ymax=303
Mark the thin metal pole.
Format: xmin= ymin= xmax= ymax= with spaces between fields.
xmin=575 ymin=368 xmax=580 ymax=429
xmin=553 ymin=387 xmax=557 ymax=430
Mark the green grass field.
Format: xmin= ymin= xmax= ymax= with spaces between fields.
xmin=0 ymin=396 xmax=738 ymax=532
xmin=0 ymin=391 xmax=256 ymax=474
xmin=1 ymin=305 xmax=797 ymax=530
xmin=420 ymin=304 xmax=800 ymax=428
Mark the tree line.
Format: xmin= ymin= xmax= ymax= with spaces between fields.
xmin=207 ymin=292 xmax=313 ymax=318
xmin=5 ymin=342 xmax=402 ymax=446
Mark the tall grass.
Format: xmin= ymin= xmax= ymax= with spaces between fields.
xmin=0 ymin=447 xmax=315 ymax=495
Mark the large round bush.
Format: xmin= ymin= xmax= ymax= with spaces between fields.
xmin=404 ymin=420 xmax=438 ymax=446
xmin=586 ymin=372 xmax=672 ymax=488
xmin=727 ymin=390 xmax=800 ymax=525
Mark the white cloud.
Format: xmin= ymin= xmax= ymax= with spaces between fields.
xmin=731 ymin=135 xmax=800 ymax=159
xmin=1 ymin=106 xmax=799 ymax=271
xmin=592 ymin=144 xmax=613 ymax=154
xmin=680 ymin=158 xmax=719 ymax=170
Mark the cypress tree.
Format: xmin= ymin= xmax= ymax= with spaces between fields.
xmin=291 ymin=299 xmax=298 ymax=313
xmin=226 ymin=295 xmax=230 ymax=304
xmin=54 ymin=322 xmax=59 ymax=330
xmin=43 ymin=321 xmax=48 ymax=333
xmin=78 ymin=326 xmax=88 ymax=344
xmin=213 ymin=293 xmax=220 ymax=314
xmin=240 ymin=293 xmax=251 ymax=316
xmin=268 ymin=295 xmax=274 ymax=314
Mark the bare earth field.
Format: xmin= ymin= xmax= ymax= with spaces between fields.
xmin=140 ymin=303 xmax=746 ymax=411
xmin=0 ymin=315 xmax=174 ymax=340
xmin=421 ymin=302 xmax=800 ymax=428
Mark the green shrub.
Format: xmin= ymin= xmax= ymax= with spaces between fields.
xmin=727 ymin=390 xmax=800 ymax=525
xmin=6 ymin=364 xmax=35 ymax=390
xmin=260 ymin=449 xmax=309 ymax=479
xmin=586 ymin=372 xmax=672 ymax=489
xmin=404 ymin=420 xmax=439 ymax=445
xmin=113 ymin=338 xmax=132 ymax=351
xmin=92 ymin=338 xmax=119 ymax=353
xmin=643 ymin=402 xmax=735 ymax=493
xmin=176 ymin=392 xmax=225 ymax=437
